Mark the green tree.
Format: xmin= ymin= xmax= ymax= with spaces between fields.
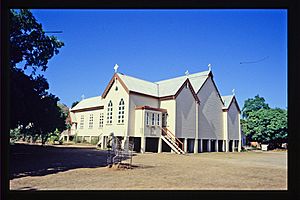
xmin=9 ymin=9 xmax=65 ymax=144
xmin=242 ymin=95 xmax=270 ymax=118
xmin=9 ymin=9 xmax=64 ymax=72
xmin=241 ymin=95 xmax=287 ymax=149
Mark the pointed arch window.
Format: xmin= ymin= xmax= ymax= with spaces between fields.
xmin=118 ymin=99 xmax=125 ymax=124
xmin=107 ymin=100 xmax=113 ymax=124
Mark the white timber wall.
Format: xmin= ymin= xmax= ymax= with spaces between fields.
xmin=175 ymin=85 xmax=196 ymax=138
xmin=143 ymin=110 xmax=162 ymax=137
xmin=227 ymin=100 xmax=240 ymax=140
xmin=73 ymin=109 xmax=103 ymax=137
xmin=128 ymin=93 xmax=159 ymax=136
xmin=102 ymin=79 xmax=129 ymax=137
xmin=198 ymin=76 xmax=224 ymax=139
xmin=222 ymin=111 xmax=228 ymax=140
xmin=134 ymin=109 xmax=144 ymax=137
xmin=159 ymin=99 xmax=176 ymax=135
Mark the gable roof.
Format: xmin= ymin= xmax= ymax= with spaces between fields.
xmin=155 ymin=70 xmax=210 ymax=97
xmin=117 ymin=73 xmax=159 ymax=97
xmin=70 ymin=96 xmax=104 ymax=112
xmin=222 ymin=95 xmax=234 ymax=109
xmin=222 ymin=95 xmax=241 ymax=113
xmin=102 ymin=70 xmax=211 ymax=100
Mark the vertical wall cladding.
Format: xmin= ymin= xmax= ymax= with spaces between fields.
xmin=160 ymin=99 xmax=176 ymax=135
xmin=198 ymin=77 xmax=224 ymax=140
xmin=134 ymin=109 xmax=144 ymax=137
xmin=74 ymin=109 xmax=103 ymax=137
xmin=222 ymin=111 xmax=228 ymax=140
xmin=103 ymin=79 xmax=129 ymax=137
xmin=143 ymin=110 xmax=162 ymax=137
xmin=227 ymin=100 xmax=240 ymax=140
xmin=175 ymin=86 xmax=196 ymax=138
xmin=128 ymin=93 xmax=159 ymax=136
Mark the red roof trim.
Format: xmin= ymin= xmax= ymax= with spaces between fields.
xmin=222 ymin=96 xmax=241 ymax=113
xmin=197 ymin=72 xmax=224 ymax=106
xmin=101 ymin=73 xmax=129 ymax=98
xmin=174 ymin=79 xmax=200 ymax=104
xmin=71 ymin=106 xmax=104 ymax=112
xmin=135 ymin=106 xmax=167 ymax=112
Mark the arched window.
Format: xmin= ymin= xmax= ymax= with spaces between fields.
xmin=118 ymin=99 xmax=125 ymax=124
xmin=107 ymin=100 xmax=113 ymax=124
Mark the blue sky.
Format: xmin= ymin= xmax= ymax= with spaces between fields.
xmin=30 ymin=9 xmax=287 ymax=109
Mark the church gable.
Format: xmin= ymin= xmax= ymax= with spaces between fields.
xmin=101 ymin=73 xmax=129 ymax=99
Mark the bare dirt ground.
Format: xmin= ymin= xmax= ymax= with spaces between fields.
xmin=9 ymin=143 xmax=287 ymax=190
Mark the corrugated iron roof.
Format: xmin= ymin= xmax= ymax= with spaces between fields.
xmin=70 ymin=96 xmax=103 ymax=111
xmin=116 ymin=70 xmax=210 ymax=98
xmin=221 ymin=95 xmax=234 ymax=109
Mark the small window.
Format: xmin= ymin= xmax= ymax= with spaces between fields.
xmin=157 ymin=114 xmax=160 ymax=126
xmin=151 ymin=113 xmax=155 ymax=126
xmin=99 ymin=113 xmax=104 ymax=128
xmin=146 ymin=112 xmax=149 ymax=125
xmin=80 ymin=115 xmax=84 ymax=129
xmin=89 ymin=114 xmax=93 ymax=129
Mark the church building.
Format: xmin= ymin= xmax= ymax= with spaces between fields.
xmin=68 ymin=65 xmax=241 ymax=154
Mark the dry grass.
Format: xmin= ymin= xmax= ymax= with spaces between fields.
xmin=10 ymin=144 xmax=287 ymax=190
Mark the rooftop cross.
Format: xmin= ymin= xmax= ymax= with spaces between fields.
xmin=185 ymin=70 xmax=189 ymax=76
xmin=232 ymin=89 xmax=235 ymax=95
xmin=114 ymin=64 xmax=119 ymax=73
xmin=208 ymin=63 xmax=212 ymax=71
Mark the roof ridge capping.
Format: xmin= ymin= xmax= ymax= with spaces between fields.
xmin=117 ymin=72 xmax=158 ymax=85
xmin=155 ymin=70 xmax=210 ymax=84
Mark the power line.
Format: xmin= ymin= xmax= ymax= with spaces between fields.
xmin=44 ymin=31 xmax=63 ymax=34
xmin=240 ymin=56 xmax=269 ymax=64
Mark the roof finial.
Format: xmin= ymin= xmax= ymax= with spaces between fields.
xmin=185 ymin=70 xmax=189 ymax=76
xmin=81 ymin=94 xmax=85 ymax=100
xmin=208 ymin=63 xmax=212 ymax=72
xmin=114 ymin=64 xmax=119 ymax=73
xmin=232 ymin=89 xmax=235 ymax=95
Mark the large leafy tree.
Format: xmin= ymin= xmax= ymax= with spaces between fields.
xmin=241 ymin=95 xmax=287 ymax=148
xmin=9 ymin=9 xmax=64 ymax=72
xmin=242 ymin=95 xmax=270 ymax=118
xmin=9 ymin=9 xmax=65 ymax=143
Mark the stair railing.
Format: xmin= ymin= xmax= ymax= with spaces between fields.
xmin=160 ymin=127 xmax=184 ymax=151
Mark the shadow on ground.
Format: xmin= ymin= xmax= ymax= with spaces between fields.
xmin=10 ymin=143 xmax=111 ymax=180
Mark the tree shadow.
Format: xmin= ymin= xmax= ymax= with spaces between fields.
xmin=9 ymin=143 xmax=111 ymax=180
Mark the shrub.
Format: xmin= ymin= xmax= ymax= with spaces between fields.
xmin=91 ymin=136 xmax=99 ymax=145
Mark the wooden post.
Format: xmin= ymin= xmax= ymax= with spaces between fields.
xmin=184 ymin=138 xmax=188 ymax=153
xmin=207 ymin=139 xmax=211 ymax=152
xmin=141 ymin=137 xmax=146 ymax=153
xmin=158 ymin=137 xmax=162 ymax=153
xmin=199 ymin=139 xmax=203 ymax=152
xmin=194 ymin=139 xmax=198 ymax=153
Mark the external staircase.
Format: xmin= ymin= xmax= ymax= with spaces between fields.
xmin=159 ymin=127 xmax=185 ymax=154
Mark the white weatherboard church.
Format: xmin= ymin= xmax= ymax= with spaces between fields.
xmin=68 ymin=64 xmax=241 ymax=154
